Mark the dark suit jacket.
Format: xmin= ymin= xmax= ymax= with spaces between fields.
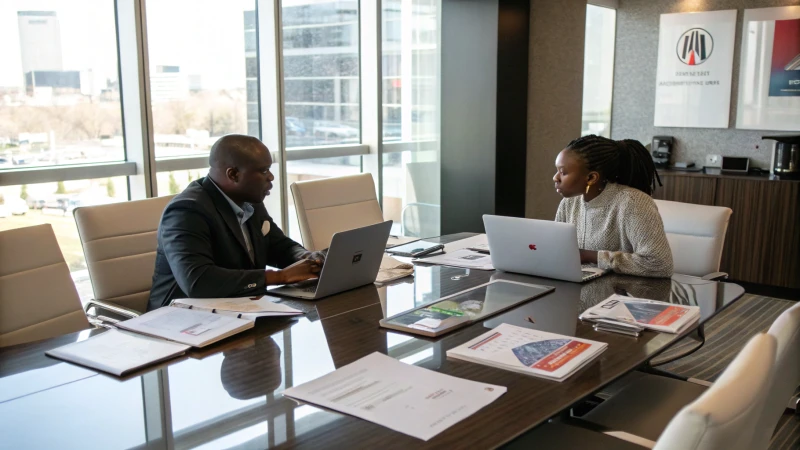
xmin=148 ymin=177 xmax=307 ymax=310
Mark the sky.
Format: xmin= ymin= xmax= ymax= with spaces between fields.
xmin=0 ymin=0 xmax=254 ymax=90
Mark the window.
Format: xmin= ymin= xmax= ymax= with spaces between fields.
xmin=281 ymin=1 xmax=360 ymax=149
xmin=581 ymin=4 xmax=616 ymax=138
xmin=381 ymin=0 xmax=440 ymax=238
xmin=0 ymin=2 xmax=124 ymax=169
xmin=0 ymin=177 xmax=129 ymax=299
xmin=145 ymin=0 xmax=255 ymax=166
xmin=156 ymin=170 xmax=205 ymax=197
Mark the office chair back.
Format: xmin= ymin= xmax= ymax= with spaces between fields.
xmin=0 ymin=224 xmax=90 ymax=347
xmin=654 ymin=200 xmax=732 ymax=277
xmin=74 ymin=195 xmax=174 ymax=313
xmin=291 ymin=173 xmax=384 ymax=251
xmin=654 ymin=333 xmax=777 ymax=450
xmin=752 ymin=302 xmax=800 ymax=449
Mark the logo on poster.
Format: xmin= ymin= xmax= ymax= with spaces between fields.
xmin=676 ymin=28 xmax=714 ymax=65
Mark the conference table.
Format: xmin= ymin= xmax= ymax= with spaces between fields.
xmin=0 ymin=233 xmax=745 ymax=450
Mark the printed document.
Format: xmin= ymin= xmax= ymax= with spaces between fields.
xmin=116 ymin=306 xmax=253 ymax=347
xmin=415 ymin=248 xmax=494 ymax=270
xmin=46 ymin=329 xmax=189 ymax=376
xmin=171 ymin=296 xmax=303 ymax=321
xmin=580 ymin=294 xmax=700 ymax=334
xmin=447 ymin=323 xmax=607 ymax=382
xmin=282 ymin=352 xmax=506 ymax=441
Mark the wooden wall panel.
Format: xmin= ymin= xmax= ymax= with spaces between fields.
xmin=715 ymin=178 xmax=800 ymax=288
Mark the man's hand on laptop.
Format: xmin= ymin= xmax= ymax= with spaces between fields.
xmin=265 ymin=259 xmax=321 ymax=285
xmin=299 ymin=250 xmax=326 ymax=266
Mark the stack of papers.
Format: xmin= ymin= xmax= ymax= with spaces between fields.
xmin=283 ymin=352 xmax=506 ymax=441
xmin=580 ymin=295 xmax=700 ymax=334
xmin=171 ymin=296 xmax=303 ymax=321
xmin=375 ymin=255 xmax=414 ymax=284
xmin=46 ymin=329 xmax=189 ymax=376
xmin=415 ymin=249 xmax=494 ymax=270
xmin=447 ymin=323 xmax=607 ymax=382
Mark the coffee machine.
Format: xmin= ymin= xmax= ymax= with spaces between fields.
xmin=764 ymin=135 xmax=800 ymax=180
xmin=651 ymin=136 xmax=674 ymax=169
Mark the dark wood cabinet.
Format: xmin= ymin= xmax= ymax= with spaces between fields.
xmin=653 ymin=173 xmax=717 ymax=205
xmin=658 ymin=172 xmax=800 ymax=288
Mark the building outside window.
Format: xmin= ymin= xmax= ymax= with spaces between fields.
xmin=0 ymin=2 xmax=127 ymax=298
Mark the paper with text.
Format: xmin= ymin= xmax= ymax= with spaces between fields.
xmin=282 ymin=352 xmax=506 ymax=441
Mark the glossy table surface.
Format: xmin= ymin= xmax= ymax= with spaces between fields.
xmin=0 ymin=234 xmax=745 ymax=450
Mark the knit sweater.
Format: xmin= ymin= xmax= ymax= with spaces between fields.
xmin=555 ymin=182 xmax=673 ymax=278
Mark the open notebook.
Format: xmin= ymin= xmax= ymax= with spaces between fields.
xmin=47 ymin=307 xmax=254 ymax=376
xmin=170 ymin=296 xmax=303 ymax=321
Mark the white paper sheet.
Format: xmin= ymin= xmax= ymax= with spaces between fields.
xmin=415 ymin=249 xmax=494 ymax=270
xmin=282 ymin=352 xmax=506 ymax=441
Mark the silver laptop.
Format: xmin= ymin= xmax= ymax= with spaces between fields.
xmin=483 ymin=214 xmax=607 ymax=283
xmin=269 ymin=220 xmax=392 ymax=299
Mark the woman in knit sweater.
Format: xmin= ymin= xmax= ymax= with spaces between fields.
xmin=553 ymin=135 xmax=673 ymax=278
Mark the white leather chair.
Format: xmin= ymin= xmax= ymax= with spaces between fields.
xmin=752 ymin=301 xmax=800 ymax=448
xmin=0 ymin=224 xmax=91 ymax=347
xmin=653 ymin=200 xmax=732 ymax=278
xmin=74 ymin=195 xmax=174 ymax=313
xmin=507 ymin=333 xmax=778 ymax=450
xmin=654 ymin=333 xmax=777 ymax=450
xmin=291 ymin=173 xmax=384 ymax=251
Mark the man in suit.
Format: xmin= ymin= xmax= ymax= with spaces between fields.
xmin=148 ymin=134 xmax=322 ymax=310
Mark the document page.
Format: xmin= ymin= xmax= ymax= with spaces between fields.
xmin=116 ymin=306 xmax=253 ymax=347
xmin=415 ymin=249 xmax=494 ymax=270
xmin=283 ymin=352 xmax=506 ymax=441
xmin=46 ymin=329 xmax=189 ymax=376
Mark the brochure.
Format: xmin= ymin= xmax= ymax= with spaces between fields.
xmin=579 ymin=294 xmax=700 ymax=334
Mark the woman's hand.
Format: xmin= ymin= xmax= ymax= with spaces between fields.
xmin=579 ymin=249 xmax=598 ymax=265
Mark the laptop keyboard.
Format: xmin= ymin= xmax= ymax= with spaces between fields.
xmin=288 ymin=279 xmax=319 ymax=293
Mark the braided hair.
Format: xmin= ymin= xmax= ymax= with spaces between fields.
xmin=565 ymin=135 xmax=661 ymax=196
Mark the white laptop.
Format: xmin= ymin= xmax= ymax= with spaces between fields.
xmin=483 ymin=215 xmax=608 ymax=283
xmin=268 ymin=220 xmax=393 ymax=299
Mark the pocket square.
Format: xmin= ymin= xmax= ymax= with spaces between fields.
xmin=261 ymin=221 xmax=271 ymax=236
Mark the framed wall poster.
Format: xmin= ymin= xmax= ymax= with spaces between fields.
xmin=736 ymin=6 xmax=800 ymax=131
xmin=654 ymin=10 xmax=737 ymax=128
